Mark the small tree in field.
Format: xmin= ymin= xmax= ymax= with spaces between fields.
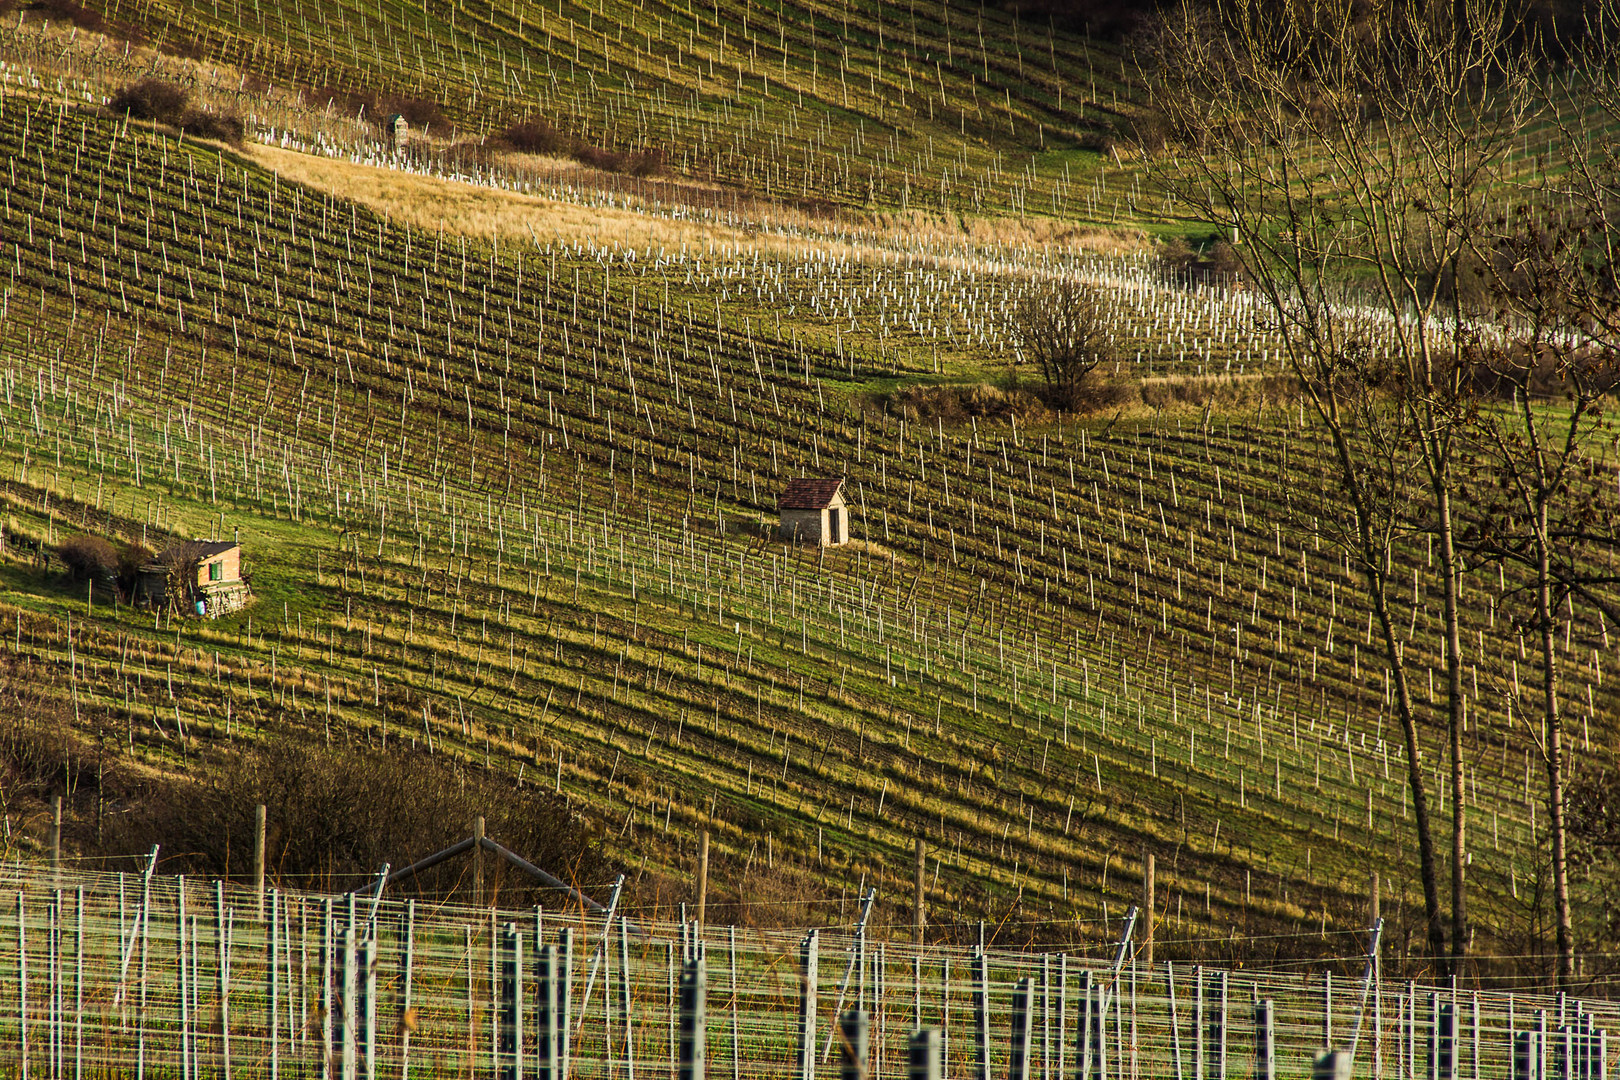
xmin=1015 ymin=278 xmax=1112 ymax=409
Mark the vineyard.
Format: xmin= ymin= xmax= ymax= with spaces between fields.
xmin=0 ymin=70 xmax=1613 ymax=990
xmin=6 ymin=866 xmax=1619 ymax=1080
xmin=2 ymin=0 xmax=1154 ymax=228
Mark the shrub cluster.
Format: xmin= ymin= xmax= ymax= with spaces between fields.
xmin=491 ymin=117 xmax=665 ymax=176
xmin=56 ymin=534 xmax=152 ymax=597
xmin=99 ymin=740 xmax=613 ymax=903
xmin=108 ymin=79 xmax=245 ymax=145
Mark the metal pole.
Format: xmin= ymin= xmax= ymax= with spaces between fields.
xmin=1142 ymin=854 xmax=1155 ymax=970
xmin=910 ymin=1029 xmax=943 ymax=1080
xmin=799 ymin=932 xmax=819 ymax=1080
xmin=1255 ymin=1001 xmax=1275 ymax=1080
xmin=473 ymin=817 xmax=486 ymax=908
xmin=500 ymin=925 xmax=523 ymax=1080
xmin=537 ymin=944 xmax=559 ymax=1080
xmin=1011 ymin=978 xmax=1033 ymax=1080
xmin=822 ymin=890 xmax=877 ymax=1064
xmin=679 ymin=957 xmax=708 ymax=1080
xmin=841 ymin=1011 xmax=870 ymax=1080
xmin=974 ymin=950 xmax=991 ymax=1080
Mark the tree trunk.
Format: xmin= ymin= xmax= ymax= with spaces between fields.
xmin=1371 ymin=575 xmax=1450 ymax=971
xmin=1534 ymin=505 xmax=1575 ymax=988
xmin=1435 ymin=482 xmax=1468 ymax=970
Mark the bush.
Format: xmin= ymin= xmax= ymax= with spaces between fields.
xmin=103 ymin=740 xmax=614 ymax=904
xmin=34 ymin=0 xmax=107 ymax=31
xmin=109 ymin=78 xmax=189 ymax=123
xmin=117 ymin=542 xmax=152 ymax=598
xmin=1013 ymin=278 xmax=1113 ymax=411
xmin=58 ymin=535 xmax=118 ymax=584
xmin=181 ymin=110 xmax=245 ymax=146
xmin=492 ymin=118 xmax=569 ymax=155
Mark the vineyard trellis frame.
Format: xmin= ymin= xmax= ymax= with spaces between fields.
xmin=0 ymin=865 xmax=1617 ymax=1080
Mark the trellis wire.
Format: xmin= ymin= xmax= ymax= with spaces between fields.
xmin=0 ymin=865 xmax=1612 ymax=1080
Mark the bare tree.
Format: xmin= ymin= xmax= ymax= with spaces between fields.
xmin=1014 ymin=277 xmax=1112 ymax=408
xmin=1142 ymin=0 xmax=1545 ymax=974
xmin=1456 ymin=17 xmax=1620 ymax=984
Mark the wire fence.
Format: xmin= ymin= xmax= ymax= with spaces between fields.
xmin=0 ymin=864 xmax=1610 ymax=1080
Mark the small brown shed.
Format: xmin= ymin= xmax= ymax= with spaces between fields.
xmin=136 ymin=540 xmax=251 ymax=616
xmin=779 ymin=478 xmax=851 ymax=546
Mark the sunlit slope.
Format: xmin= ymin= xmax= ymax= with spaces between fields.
xmin=89 ymin=0 xmax=1140 ymax=216
xmin=0 ymin=95 xmax=1602 ymax=955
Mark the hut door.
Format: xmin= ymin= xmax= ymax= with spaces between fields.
xmin=828 ymin=507 xmax=842 ymax=543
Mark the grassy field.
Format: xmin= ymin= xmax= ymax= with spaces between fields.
xmin=0 ymin=76 xmax=1611 ymax=982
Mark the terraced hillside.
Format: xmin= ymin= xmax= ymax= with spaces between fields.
xmin=1 ymin=90 xmax=1613 ymax=975
xmin=24 ymin=0 xmax=1147 ymax=222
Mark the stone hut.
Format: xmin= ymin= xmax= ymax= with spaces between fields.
xmin=778 ymin=478 xmax=851 ymax=546
xmin=136 ymin=540 xmax=251 ymax=616
xmin=387 ymin=113 xmax=409 ymax=149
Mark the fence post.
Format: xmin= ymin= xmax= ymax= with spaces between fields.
xmin=1194 ymin=967 xmax=1205 ymax=1080
xmin=537 ymin=944 xmax=559 ymax=1080
xmin=697 ymin=831 xmax=710 ymax=929
xmin=338 ymin=928 xmax=358 ymax=1080
xmin=679 ymin=956 xmax=708 ymax=1080
xmin=473 ymin=817 xmax=486 ymax=907
xmin=1324 ymin=972 xmax=1333 ymax=1050
xmin=359 ymin=933 xmax=376 ymax=1080
xmin=1010 ymin=978 xmax=1032 ymax=1080
xmin=1313 ymin=1051 xmax=1351 ymax=1080
xmin=268 ymin=891 xmax=280 ymax=1080
xmin=1212 ymin=971 xmax=1227 ymax=1080
xmin=910 ymin=1029 xmax=943 ymax=1080
xmin=1079 ymin=971 xmax=1095 ymax=1080
xmin=799 ymin=932 xmax=819 ymax=1080
xmin=1436 ymin=1000 xmax=1456 ymax=1080
xmin=1142 ymin=854 xmax=1155 ymax=970
xmin=561 ymin=928 xmax=575 ymax=1080
xmin=974 ymin=951 xmax=991 ymax=1080
xmin=500 ymin=924 xmax=523 ymax=1080
xmin=622 ymin=920 xmax=636 ymax=1080
xmin=50 ymin=796 xmax=62 ymax=883
xmin=1255 ymin=1000 xmax=1275 ymax=1080
xmin=254 ymin=805 xmax=267 ymax=920
xmin=19 ymin=892 xmax=28 ymax=1080
xmin=914 ymin=840 xmax=927 ymax=943
xmin=841 ymin=1011 xmax=870 ymax=1080
xmin=1512 ymin=1031 xmax=1535 ymax=1080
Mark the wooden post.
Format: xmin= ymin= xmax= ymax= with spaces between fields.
xmin=697 ymin=831 xmax=710 ymax=928
xmin=1142 ymin=853 xmax=1155 ymax=970
xmin=474 ymin=816 xmax=486 ymax=907
xmin=50 ymin=795 xmax=62 ymax=880
xmin=913 ymin=839 xmax=926 ymax=942
xmin=1370 ymin=871 xmax=1381 ymax=927
xmin=255 ymin=804 xmax=268 ymax=919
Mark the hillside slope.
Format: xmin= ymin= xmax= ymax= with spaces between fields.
xmin=0 ymin=91 xmax=1609 ymax=972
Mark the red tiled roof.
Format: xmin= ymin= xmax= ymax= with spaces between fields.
xmin=778 ymin=477 xmax=845 ymax=510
